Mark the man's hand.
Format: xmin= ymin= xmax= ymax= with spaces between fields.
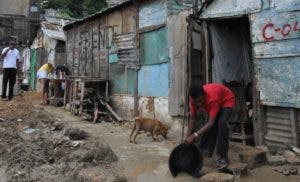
xmin=184 ymin=134 xmax=197 ymax=144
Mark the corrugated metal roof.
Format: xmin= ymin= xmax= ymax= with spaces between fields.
xmin=41 ymin=21 xmax=66 ymax=41
xmin=63 ymin=0 xmax=133 ymax=31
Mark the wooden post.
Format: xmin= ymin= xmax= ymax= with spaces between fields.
xmin=290 ymin=108 xmax=299 ymax=148
xmin=182 ymin=17 xmax=193 ymax=142
xmin=79 ymin=81 xmax=85 ymax=116
xmin=63 ymin=80 xmax=67 ymax=107
xmin=133 ymin=69 xmax=138 ymax=117
xmin=133 ymin=0 xmax=139 ymax=117
xmin=105 ymin=81 xmax=109 ymax=102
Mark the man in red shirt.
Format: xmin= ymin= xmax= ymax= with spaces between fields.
xmin=185 ymin=83 xmax=235 ymax=168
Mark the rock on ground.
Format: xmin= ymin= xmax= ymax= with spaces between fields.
xmin=72 ymin=140 xmax=118 ymax=164
xmin=284 ymin=150 xmax=296 ymax=159
xmin=64 ymin=128 xmax=89 ymax=140
xmin=267 ymin=155 xmax=287 ymax=166
xmin=200 ymin=172 xmax=234 ymax=182
xmin=283 ymin=150 xmax=300 ymax=165
xmin=272 ymin=165 xmax=298 ymax=176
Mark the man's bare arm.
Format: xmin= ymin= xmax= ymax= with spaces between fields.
xmin=1 ymin=48 xmax=10 ymax=59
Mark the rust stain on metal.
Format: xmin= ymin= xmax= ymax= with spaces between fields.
xmin=146 ymin=97 xmax=155 ymax=113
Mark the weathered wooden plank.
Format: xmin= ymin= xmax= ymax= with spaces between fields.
xmin=121 ymin=4 xmax=136 ymax=34
xmin=168 ymin=10 xmax=189 ymax=116
xmin=92 ymin=20 xmax=99 ymax=77
xmin=169 ymin=10 xmax=190 ymax=115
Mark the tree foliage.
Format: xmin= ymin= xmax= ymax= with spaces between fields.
xmin=43 ymin=0 xmax=107 ymax=18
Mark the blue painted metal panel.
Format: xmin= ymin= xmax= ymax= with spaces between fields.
xmin=274 ymin=0 xmax=300 ymax=12
xmin=138 ymin=63 xmax=169 ymax=97
xmin=167 ymin=0 xmax=194 ymax=15
xmin=139 ymin=0 xmax=167 ymax=28
xmin=250 ymin=8 xmax=300 ymax=108
xmin=253 ymin=39 xmax=300 ymax=59
xmin=200 ymin=0 xmax=261 ymax=19
xmin=256 ymin=57 xmax=300 ymax=108
xmin=251 ymin=10 xmax=300 ymax=43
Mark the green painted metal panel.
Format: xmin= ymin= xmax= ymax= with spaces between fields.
xmin=110 ymin=63 xmax=125 ymax=94
xmin=109 ymin=64 xmax=136 ymax=95
xmin=29 ymin=49 xmax=37 ymax=90
xmin=140 ymin=27 xmax=169 ymax=65
xmin=127 ymin=69 xmax=136 ymax=95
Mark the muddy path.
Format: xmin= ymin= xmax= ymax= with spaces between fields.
xmin=44 ymin=106 xmax=299 ymax=182
xmin=0 ymin=93 xmax=299 ymax=182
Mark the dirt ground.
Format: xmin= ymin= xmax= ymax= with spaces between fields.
xmin=0 ymin=93 xmax=299 ymax=182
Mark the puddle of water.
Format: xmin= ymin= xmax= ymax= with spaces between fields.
xmin=23 ymin=128 xmax=39 ymax=134
xmin=0 ymin=168 xmax=7 ymax=182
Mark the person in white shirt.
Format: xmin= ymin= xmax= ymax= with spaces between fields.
xmin=1 ymin=40 xmax=20 ymax=101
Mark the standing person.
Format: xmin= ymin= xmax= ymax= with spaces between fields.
xmin=36 ymin=62 xmax=54 ymax=105
xmin=185 ymin=83 xmax=235 ymax=169
xmin=55 ymin=64 xmax=70 ymax=96
xmin=1 ymin=40 xmax=20 ymax=101
xmin=55 ymin=64 xmax=70 ymax=77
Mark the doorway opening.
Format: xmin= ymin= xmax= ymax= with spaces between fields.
xmin=208 ymin=17 xmax=255 ymax=145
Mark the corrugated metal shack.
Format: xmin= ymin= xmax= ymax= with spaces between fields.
xmin=63 ymin=0 xmax=193 ymax=130
xmin=30 ymin=21 xmax=67 ymax=90
xmin=189 ymin=0 xmax=300 ymax=148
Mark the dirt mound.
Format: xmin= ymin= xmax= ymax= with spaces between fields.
xmin=0 ymin=95 xmax=121 ymax=181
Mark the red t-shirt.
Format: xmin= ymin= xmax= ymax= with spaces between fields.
xmin=189 ymin=84 xmax=235 ymax=118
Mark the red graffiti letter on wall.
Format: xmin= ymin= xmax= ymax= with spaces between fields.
xmin=262 ymin=23 xmax=274 ymax=41
xmin=293 ymin=21 xmax=300 ymax=31
xmin=281 ymin=24 xmax=292 ymax=37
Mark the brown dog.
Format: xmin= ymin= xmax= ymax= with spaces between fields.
xmin=129 ymin=117 xmax=168 ymax=144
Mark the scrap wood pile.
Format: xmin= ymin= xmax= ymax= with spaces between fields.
xmin=68 ymin=83 xmax=123 ymax=123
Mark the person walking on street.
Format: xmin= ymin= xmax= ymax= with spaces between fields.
xmin=1 ymin=40 xmax=20 ymax=101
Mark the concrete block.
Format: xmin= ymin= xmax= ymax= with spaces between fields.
xmin=226 ymin=162 xmax=248 ymax=178
xmin=200 ymin=172 xmax=234 ymax=182
xmin=283 ymin=150 xmax=300 ymax=165
xmin=267 ymin=155 xmax=287 ymax=166
xmin=284 ymin=150 xmax=296 ymax=159
xmin=239 ymin=149 xmax=266 ymax=169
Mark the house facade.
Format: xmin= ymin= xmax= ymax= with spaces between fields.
xmin=63 ymin=0 xmax=193 ymax=131
xmin=190 ymin=0 xmax=300 ymax=148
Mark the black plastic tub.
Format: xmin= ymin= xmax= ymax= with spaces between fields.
xmin=169 ymin=143 xmax=203 ymax=178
